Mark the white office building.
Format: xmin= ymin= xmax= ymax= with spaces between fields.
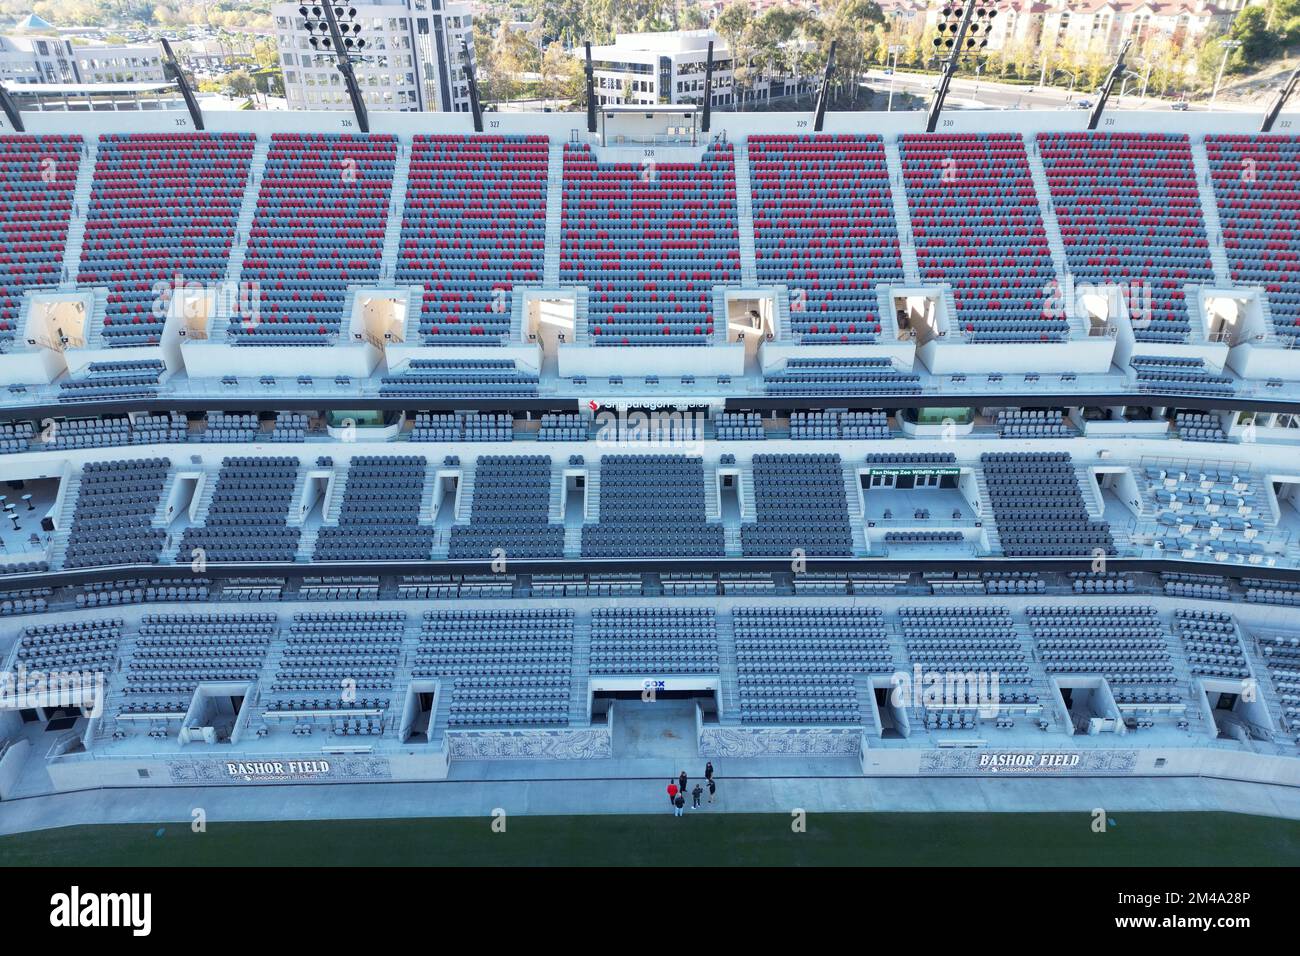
xmin=273 ymin=0 xmax=474 ymax=112
xmin=1 ymin=15 xmax=164 ymax=87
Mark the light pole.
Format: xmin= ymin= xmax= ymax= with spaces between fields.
xmin=887 ymin=44 xmax=903 ymax=111
xmin=1210 ymin=38 xmax=1242 ymax=108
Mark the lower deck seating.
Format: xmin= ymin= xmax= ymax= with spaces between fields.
xmin=733 ymin=605 xmax=892 ymax=724
xmin=1028 ymin=605 xmax=1179 ymax=705
xmin=590 ymin=607 xmax=718 ymax=675
xmin=414 ymin=608 xmax=573 ymax=727
xmin=266 ymin=611 xmax=405 ymax=718
xmin=1173 ymin=608 xmax=1249 ymax=680
xmin=900 ymin=605 xmax=1038 ymax=707
xmin=117 ymin=612 xmax=276 ymax=715
xmin=13 ymin=617 xmax=123 ymax=673
xmin=1258 ymin=631 xmax=1300 ymax=731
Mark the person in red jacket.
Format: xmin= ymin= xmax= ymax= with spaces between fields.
xmin=666 ymin=781 xmax=678 ymax=810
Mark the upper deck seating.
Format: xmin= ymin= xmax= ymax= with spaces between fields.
xmin=742 ymin=453 xmax=852 ymax=556
xmin=231 ymin=133 xmax=395 ymax=343
xmin=1204 ymin=134 xmax=1300 ymax=342
xmin=396 ymin=135 xmax=547 ymax=344
xmin=749 ymin=134 xmax=903 ymax=343
xmin=59 ymin=360 xmax=166 ymax=401
xmin=315 ymin=455 xmax=433 ymax=561
xmin=583 ymin=454 xmax=723 ymax=557
xmin=900 ymin=133 xmax=1064 ymax=342
xmin=764 ymin=357 xmax=922 ymax=396
xmin=379 ymin=358 xmax=538 ymax=397
xmin=81 ymin=133 xmax=253 ymax=347
xmin=791 ymin=410 xmax=888 ymax=440
xmin=1131 ymin=355 xmax=1235 ymax=396
xmin=0 ymin=134 xmax=80 ymax=352
xmin=1038 ymin=132 xmax=1213 ymax=344
xmin=561 ymin=142 xmax=740 ymax=345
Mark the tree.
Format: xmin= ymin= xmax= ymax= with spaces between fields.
xmin=715 ymin=1 xmax=755 ymax=106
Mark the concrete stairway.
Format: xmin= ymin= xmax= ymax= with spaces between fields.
xmin=1189 ymin=138 xmax=1233 ymax=286
xmin=456 ymin=467 xmax=476 ymax=521
xmin=60 ymin=140 xmax=99 ymax=290
xmin=573 ymin=286 xmax=590 ymax=344
xmin=47 ymin=475 xmax=82 ymax=569
xmin=379 ymin=138 xmax=412 ymax=282
xmin=544 ymin=141 xmax=565 ymax=286
xmin=83 ymin=287 xmax=109 ymax=349
xmin=568 ymin=618 xmax=592 ymax=726
xmin=213 ymin=135 xmax=271 ymax=343
xmin=733 ymin=139 xmax=758 ymax=285
xmin=1023 ymin=134 xmax=1081 ymax=336
xmin=585 ymin=467 xmax=600 ymax=520
xmin=715 ymin=612 xmax=742 ymax=724
xmin=973 ymin=470 xmax=1003 ymax=553
xmin=881 ymin=137 xmax=921 ymax=283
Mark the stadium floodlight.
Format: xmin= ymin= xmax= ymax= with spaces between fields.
xmin=460 ymin=37 xmax=483 ymax=133
xmin=1262 ymin=67 xmax=1300 ymax=132
xmin=0 ymin=80 xmax=22 ymax=132
xmin=1087 ymin=37 xmax=1132 ymax=131
xmin=926 ymin=0 xmax=999 ymax=132
xmin=298 ymin=3 xmax=370 ymax=132
xmin=813 ymin=40 xmax=837 ymax=132
xmin=159 ymin=36 xmax=205 ymax=130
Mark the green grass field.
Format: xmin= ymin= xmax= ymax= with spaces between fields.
xmin=3 ymin=811 xmax=1299 ymax=866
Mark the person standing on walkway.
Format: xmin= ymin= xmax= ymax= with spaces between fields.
xmin=704 ymin=761 xmax=714 ymax=782
xmin=707 ymin=777 xmax=716 ymax=804
xmin=691 ymin=783 xmax=703 ymax=809
xmin=679 ymin=769 xmax=688 ymax=795
xmin=673 ymin=791 xmax=685 ymax=817
xmin=667 ymin=781 xmax=678 ymax=809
